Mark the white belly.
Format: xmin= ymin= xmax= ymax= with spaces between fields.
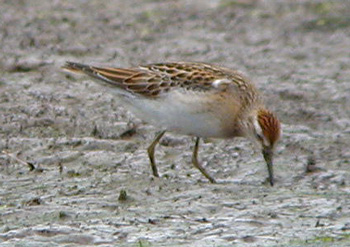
xmin=120 ymin=90 xmax=225 ymax=138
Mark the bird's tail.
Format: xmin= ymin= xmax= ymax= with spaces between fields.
xmin=62 ymin=61 xmax=139 ymax=90
xmin=62 ymin=61 xmax=93 ymax=74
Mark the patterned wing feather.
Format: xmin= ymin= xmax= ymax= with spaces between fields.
xmin=63 ymin=61 xmax=256 ymax=99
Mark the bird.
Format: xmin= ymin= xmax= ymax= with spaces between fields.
xmin=62 ymin=61 xmax=281 ymax=185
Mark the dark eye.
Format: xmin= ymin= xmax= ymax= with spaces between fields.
xmin=256 ymin=132 xmax=263 ymax=141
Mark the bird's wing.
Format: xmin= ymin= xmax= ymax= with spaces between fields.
xmin=62 ymin=61 xmax=254 ymax=98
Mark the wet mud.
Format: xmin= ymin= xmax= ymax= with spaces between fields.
xmin=0 ymin=1 xmax=350 ymax=246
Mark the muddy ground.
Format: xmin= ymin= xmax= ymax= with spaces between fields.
xmin=0 ymin=0 xmax=350 ymax=246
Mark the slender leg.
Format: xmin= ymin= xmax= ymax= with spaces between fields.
xmin=147 ymin=130 xmax=166 ymax=177
xmin=191 ymin=137 xmax=216 ymax=183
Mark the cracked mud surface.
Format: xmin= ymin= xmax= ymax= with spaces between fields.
xmin=0 ymin=1 xmax=350 ymax=246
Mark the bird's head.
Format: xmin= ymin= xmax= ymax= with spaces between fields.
xmin=248 ymin=108 xmax=281 ymax=186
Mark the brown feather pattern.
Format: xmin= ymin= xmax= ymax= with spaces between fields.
xmin=63 ymin=61 xmax=258 ymax=99
xmin=257 ymin=109 xmax=281 ymax=146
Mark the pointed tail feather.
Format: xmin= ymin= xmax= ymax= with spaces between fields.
xmin=62 ymin=61 xmax=134 ymax=89
xmin=62 ymin=61 xmax=161 ymax=98
xmin=62 ymin=61 xmax=93 ymax=74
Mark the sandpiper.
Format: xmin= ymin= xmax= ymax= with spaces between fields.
xmin=63 ymin=61 xmax=281 ymax=185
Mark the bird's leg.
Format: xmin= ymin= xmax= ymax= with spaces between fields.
xmin=191 ymin=137 xmax=216 ymax=183
xmin=147 ymin=130 xmax=166 ymax=177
